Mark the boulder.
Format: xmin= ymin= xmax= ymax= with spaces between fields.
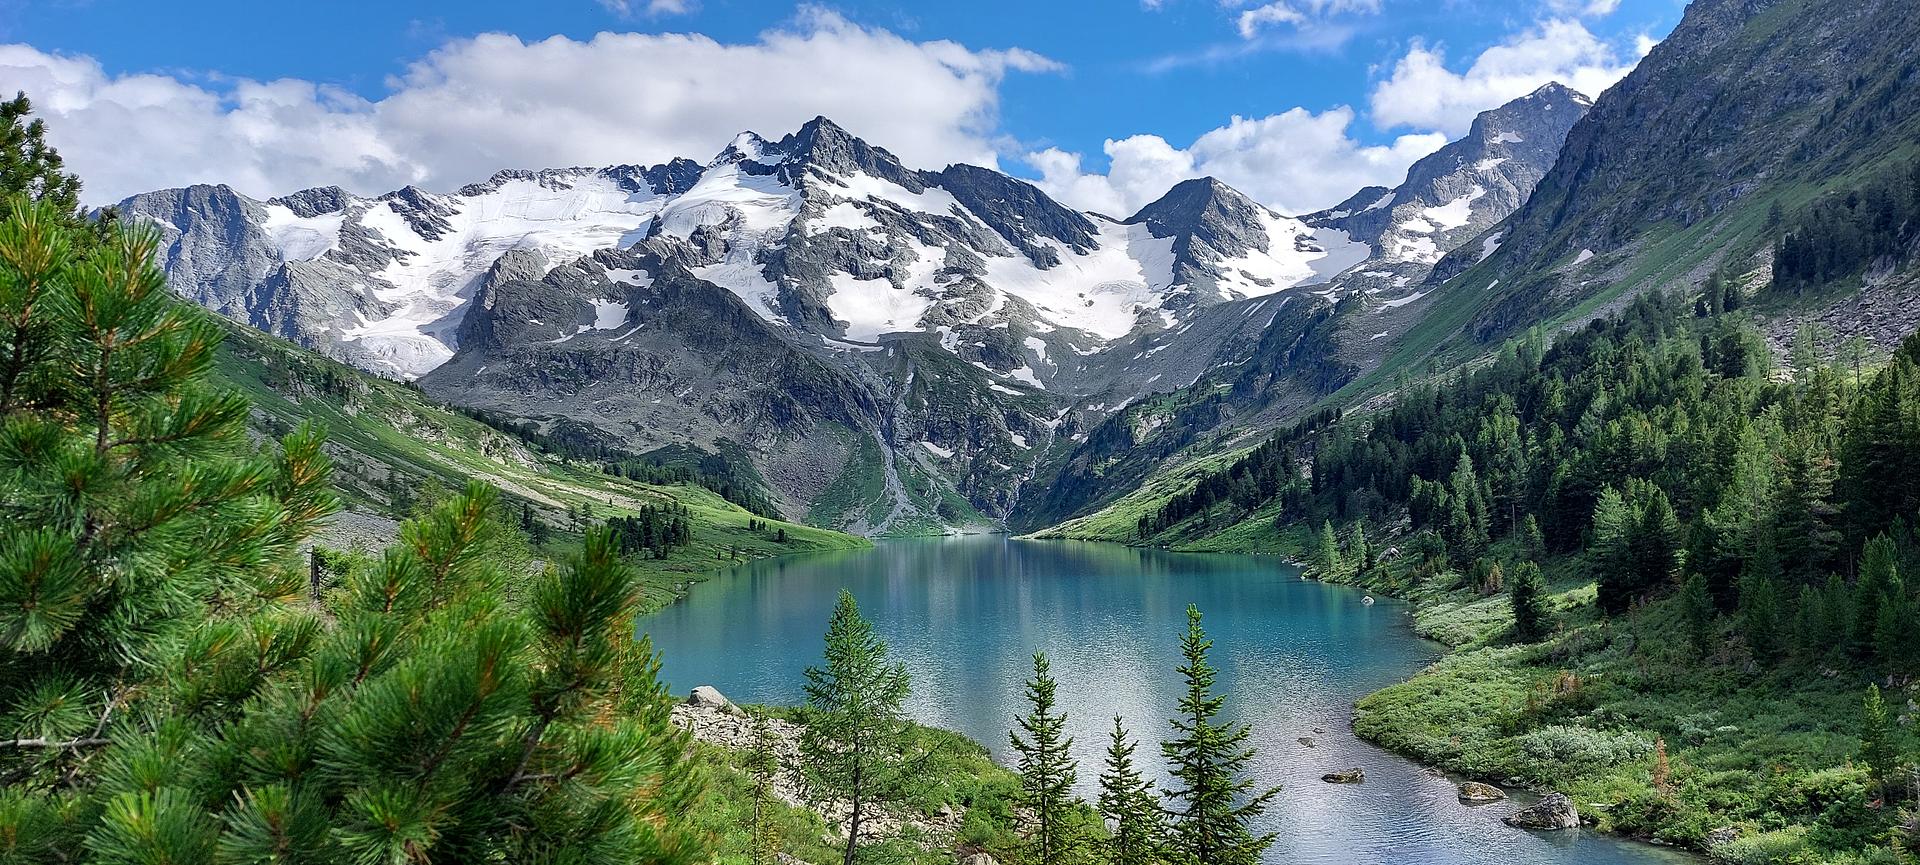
xmin=1503 ymin=793 xmax=1580 ymax=830
xmin=1321 ymin=768 xmax=1365 ymax=784
xmin=1705 ymin=827 xmax=1740 ymax=847
xmin=962 ymin=854 xmax=1000 ymax=865
xmin=1458 ymin=781 xmax=1507 ymax=803
xmin=1297 ymin=737 xmax=1317 ymax=747
xmin=687 ymin=685 xmax=745 ymax=716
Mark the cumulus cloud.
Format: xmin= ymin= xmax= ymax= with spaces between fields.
xmin=1370 ymin=18 xmax=1647 ymax=135
xmin=1027 ymin=106 xmax=1445 ymax=217
xmin=0 ymin=10 xmax=1061 ymax=204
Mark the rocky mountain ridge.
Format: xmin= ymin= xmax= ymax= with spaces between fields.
xmin=124 ymin=92 xmax=1589 ymax=533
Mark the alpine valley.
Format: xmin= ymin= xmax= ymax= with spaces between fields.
xmin=11 ymin=0 xmax=1920 ymax=862
xmin=118 ymin=83 xmax=1591 ymax=535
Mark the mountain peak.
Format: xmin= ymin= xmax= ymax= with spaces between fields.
xmin=1126 ymin=176 xmax=1259 ymax=230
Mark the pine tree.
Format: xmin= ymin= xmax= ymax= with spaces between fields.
xmin=1678 ymin=572 xmax=1716 ymax=660
xmin=1351 ymin=521 xmax=1374 ymax=573
xmin=800 ymin=590 xmax=918 ymax=865
xmin=1011 ymin=652 xmax=1086 ymax=865
xmin=0 ymin=192 xmax=706 ymax=861
xmin=1510 ymin=561 xmax=1551 ymax=642
xmin=1859 ymin=684 xmax=1900 ymax=794
xmin=1098 ymin=717 xmax=1164 ymax=865
xmin=1161 ymin=605 xmax=1279 ymax=865
xmin=0 ymin=93 xmax=82 ymax=221
xmin=1854 ymin=533 xmax=1900 ymax=659
xmin=1316 ymin=520 xmax=1342 ymax=578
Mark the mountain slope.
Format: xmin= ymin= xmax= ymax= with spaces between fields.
xmin=209 ymin=314 xmax=864 ymax=605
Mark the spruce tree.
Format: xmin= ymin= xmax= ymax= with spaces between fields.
xmin=1316 ymin=520 xmax=1341 ymax=578
xmin=1011 ymin=652 xmax=1085 ymax=865
xmin=1854 ymin=533 xmax=1900 ymax=658
xmin=1509 ymin=561 xmax=1551 ymax=643
xmin=1161 ymin=605 xmax=1279 ymax=865
xmin=1859 ymin=684 xmax=1900 ymax=794
xmin=1098 ymin=717 xmax=1164 ymax=865
xmin=800 ymin=590 xmax=917 ymax=865
xmin=1678 ymin=572 xmax=1716 ymax=660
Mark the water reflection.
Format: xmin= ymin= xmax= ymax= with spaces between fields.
xmin=641 ymin=536 xmax=1692 ymax=865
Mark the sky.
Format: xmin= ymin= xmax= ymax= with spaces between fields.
xmin=0 ymin=0 xmax=1684 ymax=215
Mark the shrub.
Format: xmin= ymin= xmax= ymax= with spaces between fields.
xmin=1515 ymin=725 xmax=1656 ymax=772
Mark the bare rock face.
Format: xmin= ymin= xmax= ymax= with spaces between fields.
xmin=1458 ymin=781 xmax=1508 ymax=803
xmin=1503 ymin=793 xmax=1580 ymax=830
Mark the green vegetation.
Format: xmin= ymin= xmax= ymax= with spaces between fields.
xmin=0 ymin=191 xmax=706 ymax=861
xmin=1066 ymin=285 xmax=1920 ymax=860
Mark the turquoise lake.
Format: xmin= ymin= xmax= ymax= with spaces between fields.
xmin=641 ymin=536 xmax=1692 ymax=865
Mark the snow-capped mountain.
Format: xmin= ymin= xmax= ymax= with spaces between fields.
xmin=126 ymin=90 xmax=1583 ymax=533
xmin=1302 ymin=83 xmax=1591 ymax=298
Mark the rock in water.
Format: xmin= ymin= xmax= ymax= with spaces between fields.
xmin=1503 ymin=793 xmax=1580 ymax=830
xmin=1321 ymin=768 xmax=1365 ymax=783
xmin=687 ymin=685 xmax=745 ymax=716
xmin=1298 ymin=737 xmax=1317 ymax=747
xmin=1458 ymin=781 xmax=1507 ymax=803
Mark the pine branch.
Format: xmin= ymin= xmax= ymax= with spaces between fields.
xmin=0 ymin=736 xmax=111 ymax=750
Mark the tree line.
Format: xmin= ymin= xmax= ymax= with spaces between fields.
xmin=768 ymin=592 xmax=1280 ymax=865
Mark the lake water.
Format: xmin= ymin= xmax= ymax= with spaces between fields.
xmin=641 ymin=536 xmax=1691 ymax=865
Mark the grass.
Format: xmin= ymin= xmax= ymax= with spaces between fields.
xmin=697 ymin=708 xmax=1025 ymax=865
xmin=213 ymin=318 xmax=868 ymax=612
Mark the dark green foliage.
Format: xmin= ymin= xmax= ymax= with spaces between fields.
xmin=1509 ymin=561 xmax=1551 ymax=643
xmin=1857 ymin=685 xmax=1898 ymax=793
xmin=0 ymin=94 xmax=81 ymax=221
xmin=1677 ymin=572 xmax=1716 ymax=659
xmin=1097 ymin=717 xmax=1163 ymax=865
xmin=1772 ymin=155 xmax=1920 ymax=293
xmin=1160 ymin=606 xmax=1278 ymax=865
xmin=607 ymin=503 xmax=692 ymax=558
xmin=800 ymin=590 xmax=919 ymax=865
xmin=1009 ymin=653 xmax=1086 ymax=865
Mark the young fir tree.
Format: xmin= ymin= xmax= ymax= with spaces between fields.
xmin=1316 ymin=521 xmax=1342 ymax=578
xmin=1011 ymin=652 xmax=1086 ymax=865
xmin=1509 ymin=561 xmax=1552 ymax=643
xmin=800 ymin=590 xmax=918 ymax=865
xmin=0 ymin=193 xmax=706 ymax=861
xmin=1854 ymin=533 xmax=1900 ymax=659
xmin=1098 ymin=717 xmax=1164 ymax=865
xmin=1859 ymin=684 xmax=1900 ymax=795
xmin=1161 ymin=605 xmax=1279 ymax=865
xmin=1350 ymin=521 xmax=1373 ymax=573
xmin=1677 ymin=572 xmax=1717 ymax=660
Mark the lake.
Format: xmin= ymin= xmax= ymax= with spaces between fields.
xmin=641 ymin=535 xmax=1692 ymax=865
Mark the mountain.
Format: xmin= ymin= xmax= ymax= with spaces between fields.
xmin=1412 ymin=0 xmax=1920 ymax=350
xmin=1005 ymin=88 xmax=1591 ymax=530
xmin=125 ymin=93 xmax=1580 ymax=533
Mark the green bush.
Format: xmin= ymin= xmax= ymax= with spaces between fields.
xmin=1515 ymin=725 xmax=1656 ymax=772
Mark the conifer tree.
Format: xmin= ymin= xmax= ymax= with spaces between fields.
xmin=1854 ymin=533 xmax=1900 ymax=658
xmin=1859 ymin=684 xmax=1899 ymax=794
xmin=0 ymin=93 xmax=82 ymax=221
xmin=800 ymin=590 xmax=917 ymax=865
xmin=1316 ymin=521 xmax=1341 ymax=578
xmin=1351 ymin=521 xmax=1374 ymax=573
xmin=1098 ymin=717 xmax=1164 ymax=865
xmin=1678 ymin=572 xmax=1716 ymax=660
xmin=1161 ymin=606 xmax=1279 ymax=865
xmin=1011 ymin=652 xmax=1085 ymax=865
xmin=1509 ymin=561 xmax=1551 ymax=642
xmin=0 ymin=190 xmax=706 ymax=861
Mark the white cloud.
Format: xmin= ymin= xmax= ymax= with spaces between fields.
xmin=1546 ymin=0 xmax=1620 ymax=17
xmin=1234 ymin=0 xmax=1382 ymax=39
xmin=1370 ymin=18 xmax=1645 ymax=135
xmin=598 ymin=0 xmax=697 ymax=17
xmin=1027 ymin=106 xmax=1445 ymax=217
xmin=0 ymin=10 xmax=1061 ymax=204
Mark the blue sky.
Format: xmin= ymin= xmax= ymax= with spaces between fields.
xmin=0 ymin=0 xmax=1683 ymax=213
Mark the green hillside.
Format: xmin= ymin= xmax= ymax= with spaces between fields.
xmin=211 ymin=318 xmax=867 ymax=608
